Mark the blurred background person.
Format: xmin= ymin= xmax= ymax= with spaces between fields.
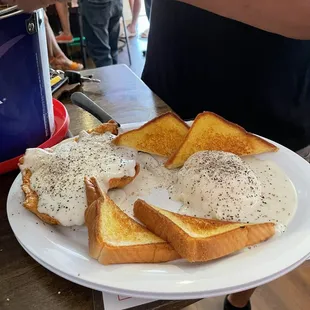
xmin=126 ymin=0 xmax=141 ymax=37
xmin=120 ymin=0 xmax=149 ymax=39
xmin=5 ymin=0 xmax=58 ymax=11
xmin=80 ymin=0 xmax=122 ymax=67
xmin=44 ymin=11 xmax=83 ymax=70
xmin=55 ymin=1 xmax=74 ymax=43
xmin=141 ymin=0 xmax=151 ymax=38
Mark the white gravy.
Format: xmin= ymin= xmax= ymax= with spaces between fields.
xmin=20 ymin=133 xmax=297 ymax=233
xmin=20 ymin=131 xmax=138 ymax=226
xmin=172 ymin=151 xmax=297 ymax=233
xmin=109 ymin=152 xmax=178 ymax=217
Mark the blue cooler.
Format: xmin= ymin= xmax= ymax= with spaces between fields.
xmin=0 ymin=8 xmax=54 ymax=162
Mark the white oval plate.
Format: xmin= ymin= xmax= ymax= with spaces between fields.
xmin=7 ymin=122 xmax=310 ymax=300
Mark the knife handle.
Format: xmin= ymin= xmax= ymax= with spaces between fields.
xmin=70 ymin=92 xmax=120 ymax=126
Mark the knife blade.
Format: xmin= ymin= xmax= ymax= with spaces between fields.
xmin=70 ymin=92 xmax=120 ymax=126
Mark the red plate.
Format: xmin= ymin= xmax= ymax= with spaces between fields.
xmin=0 ymin=99 xmax=70 ymax=175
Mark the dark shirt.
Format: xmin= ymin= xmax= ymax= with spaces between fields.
xmin=142 ymin=0 xmax=310 ymax=151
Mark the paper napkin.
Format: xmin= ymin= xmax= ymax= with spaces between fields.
xmin=102 ymin=293 xmax=156 ymax=310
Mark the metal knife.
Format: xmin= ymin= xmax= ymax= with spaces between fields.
xmin=70 ymin=92 xmax=120 ymax=126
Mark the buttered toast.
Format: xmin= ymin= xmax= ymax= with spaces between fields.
xmin=113 ymin=112 xmax=189 ymax=157
xmin=165 ymin=112 xmax=278 ymax=169
xmin=134 ymin=200 xmax=275 ymax=262
xmin=84 ymin=177 xmax=180 ymax=265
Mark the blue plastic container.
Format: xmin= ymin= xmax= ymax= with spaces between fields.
xmin=0 ymin=8 xmax=54 ymax=162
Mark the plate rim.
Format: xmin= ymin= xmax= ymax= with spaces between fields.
xmin=7 ymin=121 xmax=310 ymax=298
xmin=16 ymin=236 xmax=309 ymax=300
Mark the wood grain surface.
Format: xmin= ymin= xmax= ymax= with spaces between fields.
xmin=63 ymin=64 xmax=170 ymax=135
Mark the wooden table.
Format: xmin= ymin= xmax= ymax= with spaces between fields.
xmin=63 ymin=64 xmax=171 ymax=135
xmin=0 ymin=65 xmax=199 ymax=310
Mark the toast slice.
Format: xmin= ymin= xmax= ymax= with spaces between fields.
xmin=165 ymin=112 xmax=278 ymax=169
xmin=84 ymin=177 xmax=180 ymax=265
xmin=134 ymin=200 xmax=275 ymax=263
xmin=113 ymin=112 xmax=190 ymax=157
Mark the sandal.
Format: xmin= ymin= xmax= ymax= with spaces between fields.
xmin=50 ymin=57 xmax=84 ymax=71
xmin=56 ymin=33 xmax=74 ymax=44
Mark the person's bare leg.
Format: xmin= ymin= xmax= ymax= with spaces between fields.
xmin=44 ymin=12 xmax=83 ymax=70
xmin=55 ymin=1 xmax=72 ymax=36
xmin=228 ymin=288 xmax=256 ymax=308
xmin=44 ymin=11 xmax=57 ymax=58
xmin=127 ymin=0 xmax=141 ymax=33
xmin=129 ymin=0 xmax=134 ymax=12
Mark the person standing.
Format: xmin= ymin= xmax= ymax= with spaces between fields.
xmin=80 ymin=0 xmax=123 ymax=67
xmin=142 ymin=1 xmax=310 ymax=309
xmin=140 ymin=0 xmax=151 ymax=38
xmin=142 ymin=0 xmax=310 ymax=153
xmin=55 ymin=1 xmax=74 ymax=43
xmin=127 ymin=0 xmax=141 ymax=36
xmin=119 ymin=0 xmax=141 ymax=38
xmin=44 ymin=10 xmax=83 ymax=70
xmin=4 ymin=0 xmax=58 ymax=11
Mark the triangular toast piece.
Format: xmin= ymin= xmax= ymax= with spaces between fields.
xmin=165 ymin=112 xmax=278 ymax=169
xmin=113 ymin=112 xmax=190 ymax=157
xmin=134 ymin=200 xmax=275 ymax=263
xmin=84 ymin=177 xmax=180 ymax=265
